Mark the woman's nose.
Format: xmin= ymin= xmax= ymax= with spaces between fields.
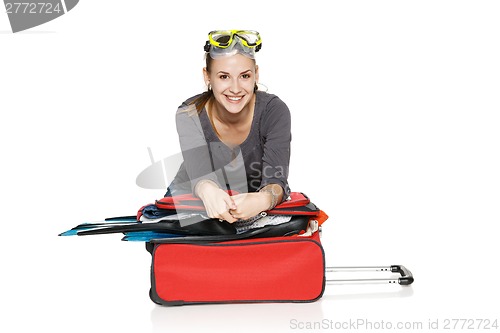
xmin=229 ymin=79 xmax=241 ymax=94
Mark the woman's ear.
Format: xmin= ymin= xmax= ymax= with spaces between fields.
xmin=255 ymin=65 xmax=259 ymax=82
xmin=203 ymin=67 xmax=210 ymax=85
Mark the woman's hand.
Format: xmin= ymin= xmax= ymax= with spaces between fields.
xmin=229 ymin=192 xmax=271 ymax=221
xmin=196 ymin=180 xmax=237 ymax=223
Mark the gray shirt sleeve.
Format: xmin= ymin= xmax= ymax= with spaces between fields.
xmin=175 ymin=106 xmax=221 ymax=192
xmin=257 ymin=95 xmax=292 ymax=198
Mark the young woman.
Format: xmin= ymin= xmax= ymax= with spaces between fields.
xmin=167 ymin=30 xmax=292 ymax=223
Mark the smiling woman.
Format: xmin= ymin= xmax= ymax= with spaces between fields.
xmin=166 ymin=30 xmax=292 ymax=223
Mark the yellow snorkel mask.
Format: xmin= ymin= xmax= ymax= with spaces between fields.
xmin=204 ymin=30 xmax=262 ymax=59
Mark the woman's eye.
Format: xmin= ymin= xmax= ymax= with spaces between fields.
xmin=219 ymin=75 xmax=229 ymax=79
xmin=241 ymin=74 xmax=251 ymax=79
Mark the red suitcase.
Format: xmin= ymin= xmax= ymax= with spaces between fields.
xmin=148 ymin=223 xmax=324 ymax=306
xmin=147 ymin=220 xmax=413 ymax=306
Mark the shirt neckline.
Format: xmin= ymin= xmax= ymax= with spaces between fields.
xmin=202 ymin=91 xmax=262 ymax=150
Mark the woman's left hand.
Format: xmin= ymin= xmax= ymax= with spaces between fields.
xmin=229 ymin=192 xmax=270 ymax=221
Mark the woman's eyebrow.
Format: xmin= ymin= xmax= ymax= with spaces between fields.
xmin=216 ymin=69 xmax=252 ymax=75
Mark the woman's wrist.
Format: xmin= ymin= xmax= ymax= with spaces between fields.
xmin=195 ymin=179 xmax=219 ymax=198
xmin=259 ymin=184 xmax=283 ymax=210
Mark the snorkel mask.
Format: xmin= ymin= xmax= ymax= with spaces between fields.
xmin=204 ymin=30 xmax=262 ymax=59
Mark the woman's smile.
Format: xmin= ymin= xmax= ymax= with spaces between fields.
xmin=225 ymin=95 xmax=244 ymax=103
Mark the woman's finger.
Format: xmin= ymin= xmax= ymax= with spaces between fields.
xmin=219 ymin=210 xmax=237 ymax=223
xmin=224 ymin=196 xmax=237 ymax=210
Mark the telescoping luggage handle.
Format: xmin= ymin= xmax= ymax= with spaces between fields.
xmin=325 ymin=265 xmax=414 ymax=286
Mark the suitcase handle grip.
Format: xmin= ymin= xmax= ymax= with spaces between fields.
xmin=391 ymin=265 xmax=414 ymax=285
xmin=326 ymin=265 xmax=414 ymax=285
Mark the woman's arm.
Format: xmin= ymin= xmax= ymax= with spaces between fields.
xmin=175 ymin=107 xmax=220 ymax=191
xmin=229 ymin=96 xmax=291 ymax=220
xmin=258 ymin=95 xmax=292 ymax=199
xmin=175 ymin=106 xmax=237 ymax=222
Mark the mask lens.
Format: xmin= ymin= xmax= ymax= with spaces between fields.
xmin=235 ymin=31 xmax=261 ymax=46
xmin=210 ymin=31 xmax=234 ymax=47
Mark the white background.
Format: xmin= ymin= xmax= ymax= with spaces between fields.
xmin=1 ymin=1 xmax=499 ymax=332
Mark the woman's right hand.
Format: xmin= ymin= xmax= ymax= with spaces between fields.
xmin=196 ymin=180 xmax=237 ymax=223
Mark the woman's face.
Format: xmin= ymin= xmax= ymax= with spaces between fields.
xmin=204 ymin=54 xmax=259 ymax=115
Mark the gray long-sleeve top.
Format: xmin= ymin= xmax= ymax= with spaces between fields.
xmin=167 ymin=91 xmax=291 ymax=199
